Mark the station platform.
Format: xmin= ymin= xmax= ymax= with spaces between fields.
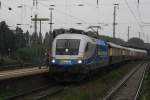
xmin=0 ymin=66 xmax=49 ymax=80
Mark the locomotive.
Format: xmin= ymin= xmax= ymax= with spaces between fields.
xmin=49 ymin=33 xmax=147 ymax=81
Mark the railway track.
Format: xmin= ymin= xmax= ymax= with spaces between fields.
xmin=4 ymin=83 xmax=65 ymax=100
xmin=103 ymin=62 xmax=148 ymax=100
xmin=2 ymin=61 xmax=148 ymax=100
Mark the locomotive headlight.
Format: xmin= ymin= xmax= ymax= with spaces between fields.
xmin=78 ymin=60 xmax=82 ymax=64
xmin=51 ymin=59 xmax=55 ymax=63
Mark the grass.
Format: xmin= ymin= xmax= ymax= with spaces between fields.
xmin=48 ymin=62 xmax=138 ymax=100
xmin=0 ymin=87 xmax=18 ymax=100
xmin=140 ymin=66 xmax=150 ymax=100
xmin=0 ymin=56 xmax=18 ymax=65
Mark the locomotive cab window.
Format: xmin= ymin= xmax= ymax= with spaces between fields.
xmin=56 ymin=39 xmax=80 ymax=55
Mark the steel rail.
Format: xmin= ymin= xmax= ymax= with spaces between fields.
xmin=133 ymin=63 xmax=149 ymax=100
xmin=103 ymin=62 xmax=147 ymax=100
xmin=4 ymin=83 xmax=60 ymax=100
xmin=5 ymin=85 xmax=51 ymax=100
xmin=34 ymin=87 xmax=65 ymax=100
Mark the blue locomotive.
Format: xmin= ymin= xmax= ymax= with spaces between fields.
xmin=49 ymin=33 xmax=147 ymax=80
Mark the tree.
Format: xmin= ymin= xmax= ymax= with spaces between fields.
xmin=44 ymin=32 xmax=50 ymax=48
xmin=15 ymin=27 xmax=26 ymax=49
xmin=31 ymin=32 xmax=38 ymax=47
xmin=128 ymin=37 xmax=145 ymax=48
xmin=38 ymin=32 xmax=43 ymax=45
xmin=0 ymin=21 xmax=15 ymax=56
xmin=24 ymin=30 xmax=30 ymax=47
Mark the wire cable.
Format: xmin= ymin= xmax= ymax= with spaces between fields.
xmin=124 ymin=0 xmax=145 ymax=35
xmin=38 ymin=2 xmax=89 ymax=24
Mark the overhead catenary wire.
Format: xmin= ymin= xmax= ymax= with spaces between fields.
xmin=124 ymin=0 xmax=145 ymax=38
xmin=4 ymin=0 xmax=40 ymax=33
xmin=1 ymin=0 xmax=32 ymax=23
xmin=1 ymin=0 xmax=149 ymax=41
xmin=38 ymin=0 xmax=110 ymax=31
xmin=0 ymin=2 xmax=19 ymax=22
xmin=38 ymin=2 xmax=89 ymax=25
xmin=80 ymin=0 xmax=104 ymax=24
xmin=134 ymin=0 xmax=144 ymax=25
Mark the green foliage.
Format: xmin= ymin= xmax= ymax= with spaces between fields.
xmin=0 ymin=21 xmax=49 ymax=63
xmin=38 ymin=32 xmax=43 ymax=45
xmin=0 ymin=56 xmax=18 ymax=65
xmin=0 ymin=21 xmax=15 ymax=55
xmin=15 ymin=46 xmax=45 ymax=63
xmin=128 ymin=37 xmax=144 ymax=45
xmin=43 ymin=32 xmax=50 ymax=48
xmin=43 ymin=32 xmax=53 ymax=49
xmin=31 ymin=32 xmax=39 ymax=46
xmin=15 ymin=27 xmax=26 ymax=49
xmin=128 ymin=37 xmax=146 ymax=49
xmin=24 ymin=30 xmax=30 ymax=47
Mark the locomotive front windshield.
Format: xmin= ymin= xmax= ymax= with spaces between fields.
xmin=56 ymin=39 xmax=80 ymax=55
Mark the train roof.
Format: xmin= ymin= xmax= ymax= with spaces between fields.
xmin=108 ymin=42 xmax=147 ymax=53
xmin=54 ymin=33 xmax=107 ymax=44
xmin=54 ymin=33 xmax=94 ymax=41
xmin=129 ymin=48 xmax=147 ymax=53
xmin=107 ymin=42 xmax=129 ymax=50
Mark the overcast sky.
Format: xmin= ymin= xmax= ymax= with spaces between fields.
xmin=0 ymin=0 xmax=150 ymax=42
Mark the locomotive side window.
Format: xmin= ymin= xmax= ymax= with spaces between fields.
xmin=56 ymin=39 xmax=80 ymax=55
xmin=85 ymin=43 xmax=90 ymax=52
xmin=98 ymin=46 xmax=108 ymax=56
xmin=84 ymin=42 xmax=96 ymax=58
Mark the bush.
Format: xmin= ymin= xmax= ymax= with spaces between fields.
xmin=15 ymin=46 xmax=45 ymax=63
xmin=0 ymin=56 xmax=18 ymax=65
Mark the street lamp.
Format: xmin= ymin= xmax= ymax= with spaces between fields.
xmin=77 ymin=22 xmax=82 ymax=25
xmin=77 ymin=4 xmax=84 ymax=6
xmin=113 ymin=3 xmax=119 ymax=38
xmin=49 ymin=5 xmax=55 ymax=34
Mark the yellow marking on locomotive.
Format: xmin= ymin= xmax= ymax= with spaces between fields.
xmin=109 ymin=48 xmax=113 ymax=56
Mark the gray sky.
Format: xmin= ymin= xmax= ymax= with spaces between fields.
xmin=1 ymin=0 xmax=150 ymax=42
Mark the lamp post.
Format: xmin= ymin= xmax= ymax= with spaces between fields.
xmin=127 ymin=26 xmax=131 ymax=42
xmin=49 ymin=5 xmax=55 ymax=34
xmin=78 ymin=4 xmax=84 ymax=7
xmin=113 ymin=4 xmax=119 ymax=38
